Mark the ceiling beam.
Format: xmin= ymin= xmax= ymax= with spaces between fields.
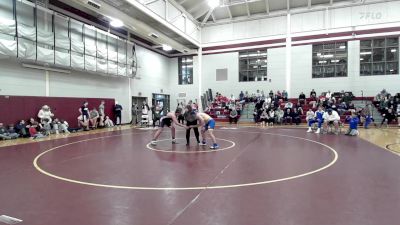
xmin=330 ymin=0 xmax=334 ymax=5
xmin=194 ymin=6 xmax=210 ymax=19
xmin=201 ymin=8 xmax=215 ymax=26
xmin=308 ymin=0 xmax=312 ymax=8
xmin=265 ymin=0 xmax=269 ymax=14
xmin=245 ymin=0 xmax=251 ymax=17
xmin=143 ymin=0 xmax=160 ymax=5
xmin=211 ymin=12 xmax=216 ymax=23
xmin=226 ymin=6 xmax=233 ymax=19
xmin=188 ymin=1 xmax=206 ymax=13
xmin=177 ymin=0 xmax=189 ymax=4
xmin=287 ymin=0 xmax=290 ymax=11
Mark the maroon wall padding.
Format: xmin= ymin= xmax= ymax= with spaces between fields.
xmin=0 ymin=95 xmax=115 ymax=127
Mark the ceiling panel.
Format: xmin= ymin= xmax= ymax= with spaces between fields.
xmin=248 ymin=1 xmax=267 ymax=15
xmin=230 ymin=3 xmax=249 ymax=17
xmin=213 ymin=6 xmax=230 ymax=20
xmin=269 ymin=0 xmax=287 ymax=11
xmin=290 ymin=0 xmax=308 ymax=8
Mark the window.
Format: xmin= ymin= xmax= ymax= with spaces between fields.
xmin=239 ymin=50 xmax=268 ymax=82
xmin=312 ymin=42 xmax=348 ymax=78
xmin=178 ymin=56 xmax=193 ymax=85
xmin=360 ymin=37 xmax=399 ymax=76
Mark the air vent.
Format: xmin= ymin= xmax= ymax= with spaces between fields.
xmin=148 ymin=33 xmax=159 ymax=39
xmin=87 ymin=0 xmax=101 ymax=9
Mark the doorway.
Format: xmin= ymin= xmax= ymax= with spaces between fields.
xmin=131 ymin=96 xmax=148 ymax=124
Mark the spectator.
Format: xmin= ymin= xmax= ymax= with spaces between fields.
xmin=259 ymin=109 xmax=269 ymax=126
xmin=269 ymin=90 xmax=274 ymax=98
xmin=323 ymin=108 xmax=340 ymax=134
xmin=104 ymin=116 xmax=115 ymax=128
xmin=77 ymin=115 xmax=90 ymax=131
xmin=29 ymin=122 xmax=46 ymax=139
xmin=342 ymin=92 xmax=352 ymax=105
xmin=7 ymin=124 xmax=20 ymax=138
xmin=229 ymin=109 xmax=238 ymax=124
xmin=79 ymin=101 xmax=90 ymax=124
xmin=380 ymin=108 xmax=396 ymax=128
xmin=345 ymin=112 xmax=360 ymax=136
xmin=283 ymin=109 xmax=292 ymax=125
xmin=239 ymin=91 xmax=244 ymax=101
xmin=37 ymin=105 xmax=54 ymax=124
xmin=176 ymin=103 xmax=184 ymax=124
xmin=309 ymin=94 xmax=318 ymax=109
xmin=99 ymin=100 xmax=105 ymax=127
xmin=230 ymin=94 xmax=236 ymax=102
xmin=306 ymin=108 xmax=315 ymax=123
xmin=268 ymin=109 xmax=275 ymax=126
xmin=284 ymin=101 xmax=293 ymax=110
xmin=296 ymin=103 xmax=304 ymax=115
xmin=15 ymin=120 xmax=29 ymax=137
xmin=152 ymin=103 xmax=162 ymax=128
xmin=298 ymin=92 xmax=306 ymax=105
xmin=114 ymin=101 xmax=123 ymax=125
xmin=282 ymin=90 xmax=288 ymax=102
xmin=310 ymin=89 xmax=316 ymax=98
xmin=325 ymin=90 xmax=332 ymax=100
xmin=89 ymin=108 xmax=100 ymax=129
xmin=275 ymin=107 xmax=284 ymax=124
xmin=307 ymin=106 xmax=325 ymax=134
xmin=337 ymin=102 xmax=347 ymax=115
xmin=292 ymin=108 xmax=301 ymax=125
xmin=0 ymin=123 xmax=19 ymax=140
xmin=52 ymin=118 xmax=70 ymax=134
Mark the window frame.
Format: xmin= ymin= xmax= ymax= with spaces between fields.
xmin=238 ymin=49 xmax=268 ymax=82
xmin=178 ymin=56 xmax=193 ymax=85
xmin=312 ymin=42 xmax=348 ymax=78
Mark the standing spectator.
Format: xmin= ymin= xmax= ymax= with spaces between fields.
xmin=176 ymin=103 xmax=184 ymax=124
xmin=239 ymin=91 xmax=244 ymax=101
xmin=298 ymin=92 xmax=306 ymax=105
xmin=131 ymin=103 xmax=139 ymax=125
xmin=114 ymin=101 xmax=123 ymax=125
xmin=79 ymin=101 xmax=90 ymax=123
xmin=152 ymin=103 xmax=162 ymax=128
xmin=37 ymin=105 xmax=54 ymax=124
xmin=282 ymin=90 xmax=288 ymax=102
xmin=98 ymin=101 xmax=105 ymax=127
xmin=184 ymin=105 xmax=200 ymax=145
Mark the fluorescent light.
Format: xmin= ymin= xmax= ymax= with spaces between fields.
xmin=331 ymin=60 xmax=339 ymax=63
xmin=391 ymin=49 xmax=397 ymax=52
xmin=239 ymin=55 xmax=248 ymax=58
xmin=110 ymin=18 xmax=124 ymax=28
xmin=339 ymin=46 xmax=346 ymax=49
xmin=248 ymin=54 xmax=258 ymax=57
xmin=261 ymin=65 xmax=267 ymax=68
xmin=360 ymin=52 xmax=372 ymax=55
xmin=207 ymin=0 xmax=219 ymax=8
xmin=322 ymin=54 xmax=334 ymax=58
xmin=162 ymin=44 xmax=172 ymax=51
xmin=390 ymin=69 xmax=394 ymax=72
xmin=360 ymin=58 xmax=364 ymax=61
xmin=317 ymin=53 xmax=322 ymax=56
xmin=253 ymin=66 xmax=258 ymax=68
xmin=185 ymin=65 xmax=193 ymax=68
xmin=182 ymin=59 xmax=193 ymax=63
xmin=318 ymin=60 xmax=327 ymax=64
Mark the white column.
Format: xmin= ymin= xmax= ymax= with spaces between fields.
xmin=285 ymin=13 xmax=292 ymax=97
xmin=45 ymin=70 xmax=50 ymax=96
xmin=128 ymin=78 xmax=132 ymax=123
xmin=198 ymin=47 xmax=203 ymax=111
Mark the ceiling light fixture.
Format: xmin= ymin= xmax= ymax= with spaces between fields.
xmin=207 ymin=0 xmax=219 ymax=8
xmin=162 ymin=44 xmax=172 ymax=51
xmin=109 ymin=18 xmax=124 ymax=28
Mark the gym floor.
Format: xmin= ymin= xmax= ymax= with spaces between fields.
xmin=0 ymin=125 xmax=399 ymax=225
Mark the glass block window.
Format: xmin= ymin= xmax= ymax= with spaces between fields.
xmin=312 ymin=42 xmax=348 ymax=78
xmin=239 ymin=50 xmax=268 ymax=82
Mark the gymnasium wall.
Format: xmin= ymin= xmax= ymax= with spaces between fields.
xmin=0 ymin=45 xmax=172 ymax=123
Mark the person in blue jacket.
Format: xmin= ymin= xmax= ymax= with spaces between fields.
xmin=345 ymin=112 xmax=359 ymax=136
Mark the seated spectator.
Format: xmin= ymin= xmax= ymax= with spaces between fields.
xmin=268 ymin=109 xmax=275 ymax=126
xmin=41 ymin=118 xmax=52 ymax=135
xmin=362 ymin=103 xmax=375 ymax=129
xmin=269 ymin=90 xmax=274 ymax=98
xmin=275 ymin=107 xmax=284 ymax=124
xmin=7 ymin=124 xmax=20 ymax=139
xmin=283 ymin=109 xmax=292 ymax=125
xmin=307 ymin=106 xmax=325 ymax=134
xmin=259 ymin=109 xmax=269 ymax=126
xmin=306 ymin=108 xmax=315 ymax=123
xmin=337 ymin=102 xmax=347 ymax=115
xmin=15 ymin=120 xmax=29 ymax=138
xmin=298 ymin=92 xmax=306 ymax=105
xmin=325 ymin=90 xmax=332 ymax=100
xmin=29 ymin=122 xmax=47 ymax=139
xmin=397 ymin=104 xmax=400 ymax=127
xmin=284 ymin=101 xmax=293 ymax=110
xmin=77 ymin=115 xmax=90 ymax=131
xmin=292 ymin=108 xmax=301 ymax=125
xmin=253 ymin=108 xmax=259 ymax=123
xmin=345 ymin=112 xmax=359 ymax=136
xmin=229 ymin=109 xmax=238 ymax=124
xmin=29 ymin=118 xmax=43 ymax=130
xmin=348 ymin=103 xmax=356 ymax=113
xmin=0 ymin=123 xmax=19 ymax=140
xmin=310 ymin=89 xmax=316 ymax=98
xmin=323 ymin=109 xmax=340 ymax=134
xmin=99 ymin=100 xmax=105 ymax=127
xmin=37 ymin=105 xmax=54 ymax=124
xmin=276 ymin=90 xmax=282 ymax=99
xmin=342 ymin=92 xmax=352 ymax=105
xmin=380 ymin=108 xmax=396 ymax=128
xmin=52 ymin=118 xmax=70 ymax=134
xmin=296 ymin=103 xmax=304 ymax=115
xmin=104 ymin=116 xmax=115 ymax=127
xmin=89 ymin=108 xmax=100 ymax=129
xmin=308 ymin=95 xmax=318 ymax=109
